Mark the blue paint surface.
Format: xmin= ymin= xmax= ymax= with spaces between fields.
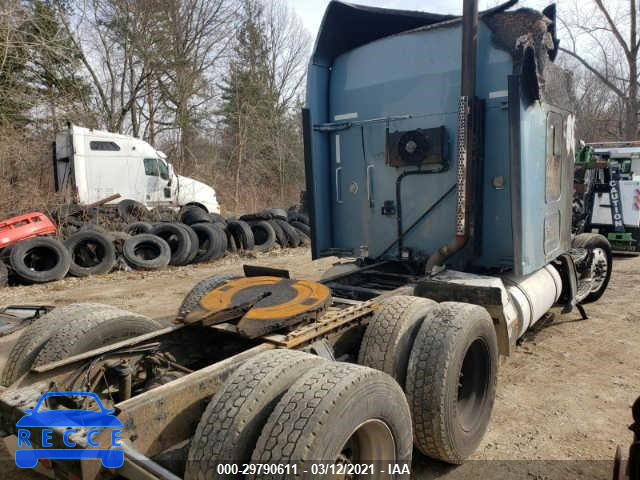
xmin=306 ymin=7 xmax=573 ymax=273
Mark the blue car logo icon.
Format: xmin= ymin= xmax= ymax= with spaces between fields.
xmin=15 ymin=391 xmax=124 ymax=469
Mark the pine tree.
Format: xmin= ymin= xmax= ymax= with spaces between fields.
xmin=25 ymin=0 xmax=91 ymax=126
xmin=0 ymin=4 xmax=32 ymax=125
xmin=219 ymin=0 xmax=298 ymax=210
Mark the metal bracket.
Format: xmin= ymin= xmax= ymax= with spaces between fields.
xmin=304 ymin=339 xmax=336 ymax=360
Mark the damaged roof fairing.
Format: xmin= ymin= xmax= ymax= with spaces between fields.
xmin=311 ymin=0 xmax=518 ymax=67
xmin=311 ymin=1 xmax=572 ymax=110
xmin=483 ymin=5 xmax=572 ymax=109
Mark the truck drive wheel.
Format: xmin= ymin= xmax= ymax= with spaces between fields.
xmin=572 ymin=233 xmax=613 ymax=303
xmin=9 ymin=237 xmax=71 ymax=284
xmin=358 ymin=295 xmax=436 ymax=387
xmin=0 ymin=303 xmax=120 ymax=386
xmin=406 ymin=302 xmax=498 ymax=464
xmin=33 ymin=306 xmax=160 ymax=367
xmin=185 ymin=350 xmax=324 ymax=480
xmin=251 ymin=362 xmax=413 ymax=479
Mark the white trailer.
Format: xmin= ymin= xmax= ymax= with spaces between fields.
xmin=54 ymin=124 xmax=220 ymax=213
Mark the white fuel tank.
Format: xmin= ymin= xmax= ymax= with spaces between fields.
xmin=502 ymin=265 xmax=563 ymax=339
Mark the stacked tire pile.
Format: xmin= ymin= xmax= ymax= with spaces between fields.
xmin=0 ymin=203 xmax=310 ymax=288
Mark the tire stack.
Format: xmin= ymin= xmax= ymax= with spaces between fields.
xmin=0 ymin=203 xmax=311 ymax=288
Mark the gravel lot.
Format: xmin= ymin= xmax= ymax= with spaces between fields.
xmin=0 ymin=247 xmax=637 ymax=479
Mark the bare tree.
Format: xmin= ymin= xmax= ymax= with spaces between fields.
xmin=56 ymin=0 xmax=161 ymax=134
xmin=263 ymin=0 xmax=311 ymax=112
xmin=154 ymin=0 xmax=237 ymax=169
xmin=559 ymin=0 xmax=639 ymax=139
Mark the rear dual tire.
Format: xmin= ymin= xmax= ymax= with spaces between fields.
xmin=250 ymin=362 xmax=412 ymax=480
xmin=360 ymin=296 xmax=499 ymax=465
xmin=186 ymin=351 xmax=412 ymax=480
xmin=406 ymin=302 xmax=498 ymax=464
xmin=185 ymin=350 xmax=325 ymax=480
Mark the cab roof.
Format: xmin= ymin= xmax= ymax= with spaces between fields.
xmin=311 ymin=0 xmax=518 ymax=67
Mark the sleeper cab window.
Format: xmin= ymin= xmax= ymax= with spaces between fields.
xmin=158 ymin=160 xmax=170 ymax=180
xmin=144 ymin=158 xmax=160 ymax=176
xmin=89 ymin=141 xmax=120 ymax=151
xmin=545 ymin=112 xmax=564 ymax=202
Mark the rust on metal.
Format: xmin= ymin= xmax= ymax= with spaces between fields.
xmin=114 ymin=343 xmax=273 ymax=457
xmin=183 ymin=276 xmax=332 ymax=338
xmin=31 ymin=324 xmax=182 ymax=373
xmin=261 ymin=300 xmax=378 ymax=348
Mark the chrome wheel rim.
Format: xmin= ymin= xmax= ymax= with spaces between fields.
xmin=589 ymin=247 xmax=608 ymax=293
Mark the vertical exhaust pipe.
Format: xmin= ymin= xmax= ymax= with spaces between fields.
xmin=425 ymin=0 xmax=478 ymax=273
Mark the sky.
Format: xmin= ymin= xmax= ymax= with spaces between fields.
xmin=287 ymin=0 xmax=549 ymax=38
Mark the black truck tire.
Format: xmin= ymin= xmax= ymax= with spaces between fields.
xmin=79 ymin=224 xmax=110 ymax=236
xmin=406 ymin=302 xmax=499 ymax=464
xmin=287 ymin=211 xmax=309 ymax=225
xmin=273 ymin=219 xmax=299 ymax=247
xmin=209 ymin=213 xmax=227 ymax=226
xmin=240 ymin=212 xmax=270 ymax=222
xmin=294 ymin=229 xmax=311 ymax=246
xmin=268 ymin=220 xmax=287 ymax=247
xmin=290 ymin=221 xmax=310 ymax=236
xmin=64 ymin=230 xmax=116 ymax=277
xmin=10 ymin=237 xmax=71 ymax=284
xmin=0 ymin=261 xmax=7 ymax=287
xmin=177 ymin=275 xmax=234 ymax=320
xmin=251 ymin=362 xmax=413 ymax=479
xmin=0 ymin=303 xmax=120 ymax=386
xmin=123 ymin=234 xmax=171 ymax=270
xmin=33 ymin=307 xmax=160 ymax=366
xmin=150 ymin=223 xmax=192 ymax=266
xmin=249 ymin=221 xmax=276 ymax=252
xmin=118 ymin=199 xmax=150 ymax=222
xmin=358 ymin=295 xmax=436 ymax=387
xmin=177 ymin=223 xmax=199 ymax=264
xmin=227 ymin=220 xmax=255 ymax=250
xmin=572 ymin=233 xmax=613 ymax=303
xmin=185 ymin=350 xmax=324 ymax=480
xmin=180 ymin=205 xmax=211 ymax=226
xmin=262 ymin=208 xmax=287 ymax=221
xmin=125 ymin=221 xmax=153 ymax=236
xmin=190 ymin=223 xmax=227 ymax=263
xmin=226 ymin=231 xmax=238 ymax=253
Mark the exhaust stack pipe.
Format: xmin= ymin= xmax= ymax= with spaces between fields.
xmin=425 ymin=0 xmax=478 ymax=273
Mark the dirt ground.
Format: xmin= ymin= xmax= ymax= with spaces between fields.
xmin=0 ymin=247 xmax=638 ymax=479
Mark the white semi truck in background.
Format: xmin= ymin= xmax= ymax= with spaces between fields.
xmin=54 ymin=124 xmax=220 ymax=213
